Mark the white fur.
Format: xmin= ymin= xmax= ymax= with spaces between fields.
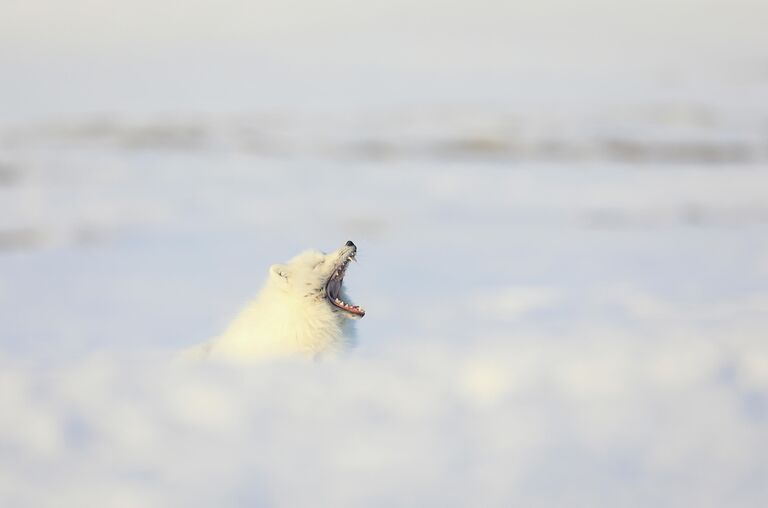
xmin=185 ymin=244 xmax=361 ymax=362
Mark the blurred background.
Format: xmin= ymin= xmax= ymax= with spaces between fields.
xmin=1 ymin=1 xmax=768 ymax=506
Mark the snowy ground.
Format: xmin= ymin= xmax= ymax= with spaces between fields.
xmin=1 ymin=117 xmax=767 ymax=506
xmin=2 ymin=1 xmax=768 ymax=505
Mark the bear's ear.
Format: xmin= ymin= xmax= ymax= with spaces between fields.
xmin=269 ymin=264 xmax=290 ymax=284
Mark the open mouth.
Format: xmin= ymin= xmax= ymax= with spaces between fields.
xmin=325 ymin=247 xmax=365 ymax=317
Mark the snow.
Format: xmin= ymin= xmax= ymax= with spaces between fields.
xmin=2 ymin=0 xmax=768 ymax=505
xmin=1 ymin=135 xmax=767 ymax=506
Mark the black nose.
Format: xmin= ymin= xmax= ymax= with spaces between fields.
xmin=345 ymin=240 xmax=356 ymax=248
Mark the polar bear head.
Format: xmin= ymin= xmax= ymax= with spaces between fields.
xmin=268 ymin=240 xmax=365 ymax=319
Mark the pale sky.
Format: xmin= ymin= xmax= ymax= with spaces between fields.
xmin=2 ymin=0 xmax=767 ymax=119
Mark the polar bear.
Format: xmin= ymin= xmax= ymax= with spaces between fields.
xmin=186 ymin=241 xmax=365 ymax=362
